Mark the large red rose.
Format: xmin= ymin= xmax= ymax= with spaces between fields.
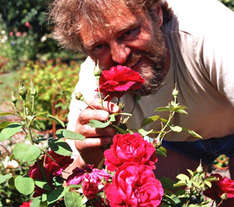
xmin=204 ymin=174 xmax=234 ymax=200
xmin=105 ymin=163 xmax=163 ymax=207
xmin=104 ymin=133 xmax=157 ymax=171
xmin=28 ymin=150 xmax=73 ymax=197
xmin=99 ymin=65 xmax=144 ymax=100
xmin=20 ymin=200 xmax=31 ymax=207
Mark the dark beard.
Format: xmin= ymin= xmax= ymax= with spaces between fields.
xmin=134 ymin=61 xmax=166 ymax=96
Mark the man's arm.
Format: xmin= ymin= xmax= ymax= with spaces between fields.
xmin=66 ymin=57 xmax=119 ymax=169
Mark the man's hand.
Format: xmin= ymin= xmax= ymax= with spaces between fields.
xmin=74 ymin=98 xmax=120 ymax=167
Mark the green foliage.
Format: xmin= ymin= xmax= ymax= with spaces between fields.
xmin=64 ymin=191 xmax=85 ymax=207
xmin=161 ymin=164 xmax=214 ymax=206
xmin=13 ymin=143 xmax=41 ymax=163
xmin=220 ymin=0 xmax=234 ymax=10
xmin=0 ymin=0 xmax=82 ymax=71
xmin=20 ymin=61 xmax=80 ymax=130
xmin=15 ymin=176 xmax=35 ymax=195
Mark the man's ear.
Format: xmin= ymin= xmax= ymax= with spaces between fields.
xmin=150 ymin=3 xmax=163 ymax=27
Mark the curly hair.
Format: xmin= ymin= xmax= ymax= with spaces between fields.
xmin=49 ymin=0 xmax=170 ymax=52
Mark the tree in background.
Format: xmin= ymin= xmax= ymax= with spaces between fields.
xmin=0 ymin=0 xmax=79 ymax=71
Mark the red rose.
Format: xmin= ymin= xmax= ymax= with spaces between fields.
xmin=104 ymin=133 xmax=157 ymax=171
xmin=20 ymin=200 xmax=31 ymax=207
xmin=204 ymin=174 xmax=234 ymax=200
xmin=105 ymin=163 xmax=163 ymax=207
xmin=29 ymin=150 xmax=73 ymax=197
xmin=99 ymin=65 xmax=144 ymax=100
xmin=82 ymin=180 xmax=99 ymax=199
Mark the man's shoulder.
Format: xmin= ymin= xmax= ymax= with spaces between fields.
xmin=166 ymin=0 xmax=234 ymax=37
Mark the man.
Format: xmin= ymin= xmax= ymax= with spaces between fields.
xmin=50 ymin=0 xmax=234 ymax=187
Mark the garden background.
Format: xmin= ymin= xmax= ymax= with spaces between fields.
xmin=0 ymin=0 xmax=233 ymax=206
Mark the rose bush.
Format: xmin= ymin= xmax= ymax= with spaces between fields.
xmin=204 ymin=173 xmax=234 ymax=200
xmin=29 ymin=150 xmax=73 ymax=197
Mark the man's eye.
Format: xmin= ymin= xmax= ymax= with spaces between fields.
xmin=121 ymin=27 xmax=140 ymax=40
xmin=93 ymin=44 xmax=106 ymax=53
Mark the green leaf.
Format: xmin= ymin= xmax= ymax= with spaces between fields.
xmin=47 ymin=186 xmax=65 ymax=204
xmin=39 ymin=113 xmax=65 ymax=128
xmin=0 ymin=123 xmax=22 ymax=141
xmin=0 ymin=121 xmax=12 ymax=129
xmin=64 ymin=191 xmax=84 ymax=207
xmin=56 ymin=129 xmax=85 ymax=141
xmin=0 ymin=112 xmax=14 ymax=116
xmin=30 ymin=198 xmax=41 ymax=207
xmin=15 ymin=176 xmax=34 ymax=195
xmin=155 ymin=106 xmax=170 ymax=112
xmin=141 ymin=115 xmax=160 ymax=127
xmin=35 ymin=180 xmax=51 ymax=191
xmin=170 ymin=125 xmax=183 ymax=133
xmin=47 ymin=114 xmax=65 ymax=128
xmin=176 ymin=174 xmax=189 ymax=183
xmin=186 ymin=129 xmax=202 ymax=139
xmin=48 ymin=139 xmax=72 ymax=156
xmin=156 ymin=146 xmax=167 ymax=157
xmin=88 ymin=119 xmax=111 ymax=128
xmin=13 ymin=143 xmax=41 ymax=163
xmin=0 ymin=174 xmax=12 ymax=184
xmin=138 ymin=128 xmax=153 ymax=137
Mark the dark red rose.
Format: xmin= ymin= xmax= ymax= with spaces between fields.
xmin=28 ymin=150 xmax=73 ymax=197
xmin=20 ymin=200 xmax=31 ymax=207
xmin=105 ymin=163 xmax=163 ymax=207
xmin=99 ymin=65 xmax=144 ymax=100
xmin=82 ymin=180 xmax=99 ymax=199
xmin=104 ymin=133 xmax=157 ymax=171
xmin=204 ymin=174 xmax=234 ymax=200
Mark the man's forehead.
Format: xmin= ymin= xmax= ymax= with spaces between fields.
xmin=79 ymin=2 xmax=142 ymax=48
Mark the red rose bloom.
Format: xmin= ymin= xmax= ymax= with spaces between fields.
xmin=105 ymin=163 xmax=163 ymax=207
xmin=20 ymin=200 xmax=31 ymax=207
xmin=204 ymin=174 xmax=234 ymax=200
xmin=104 ymin=133 xmax=157 ymax=171
xmin=29 ymin=150 xmax=73 ymax=197
xmin=82 ymin=180 xmax=99 ymax=199
xmin=99 ymin=65 xmax=144 ymax=100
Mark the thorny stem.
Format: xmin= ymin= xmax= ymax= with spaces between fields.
xmin=216 ymin=200 xmax=224 ymax=207
xmin=155 ymin=111 xmax=175 ymax=143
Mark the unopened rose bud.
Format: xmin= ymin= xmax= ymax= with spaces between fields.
xmin=11 ymin=93 xmax=17 ymax=104
xmin=94 ymin=65 xmax=101 ymax=77
xmin=172 ymin=88 xmax=179 ymax=97
xmin=19 ymin=84 xmax=27 ymax=100
xmin=75 ymin=92 xmax=84 ymax=101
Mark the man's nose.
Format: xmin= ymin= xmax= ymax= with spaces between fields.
xmin=110 ymin=41 xmax=131 ymax=65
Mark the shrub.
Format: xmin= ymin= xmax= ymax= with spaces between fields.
xmin=19 ymin=60 xmax=80 ymax=132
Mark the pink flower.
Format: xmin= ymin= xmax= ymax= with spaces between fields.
xmin=99 ymin=65 xmax=144 ymax=100
xmin=66 ymin=164 xmax=110 ymax=186
xmin=66 ymin=165 xmax=111 ymax=199
xmin=24 ymin=22 xmax=31 ymax=28
xmin=105 ymin=163 xmax=163 ymax=207
xmin=204 ymin=174 xmax=234 ymax=200
xmin=104 ymin=133 xmax=157 ymax=171
xmin=9 ymin=32 xmax=13 ymax=37
xmin=20 ymin=200 xmax=31 ymax=207
xmin=28 ymin=150 xmax=73 ymax=197
xmin=15 ymin=32 xmax=22 ymax=37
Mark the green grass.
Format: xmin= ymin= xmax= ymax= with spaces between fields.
xmin=0 ymin=71 xmax=19 ymax=104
